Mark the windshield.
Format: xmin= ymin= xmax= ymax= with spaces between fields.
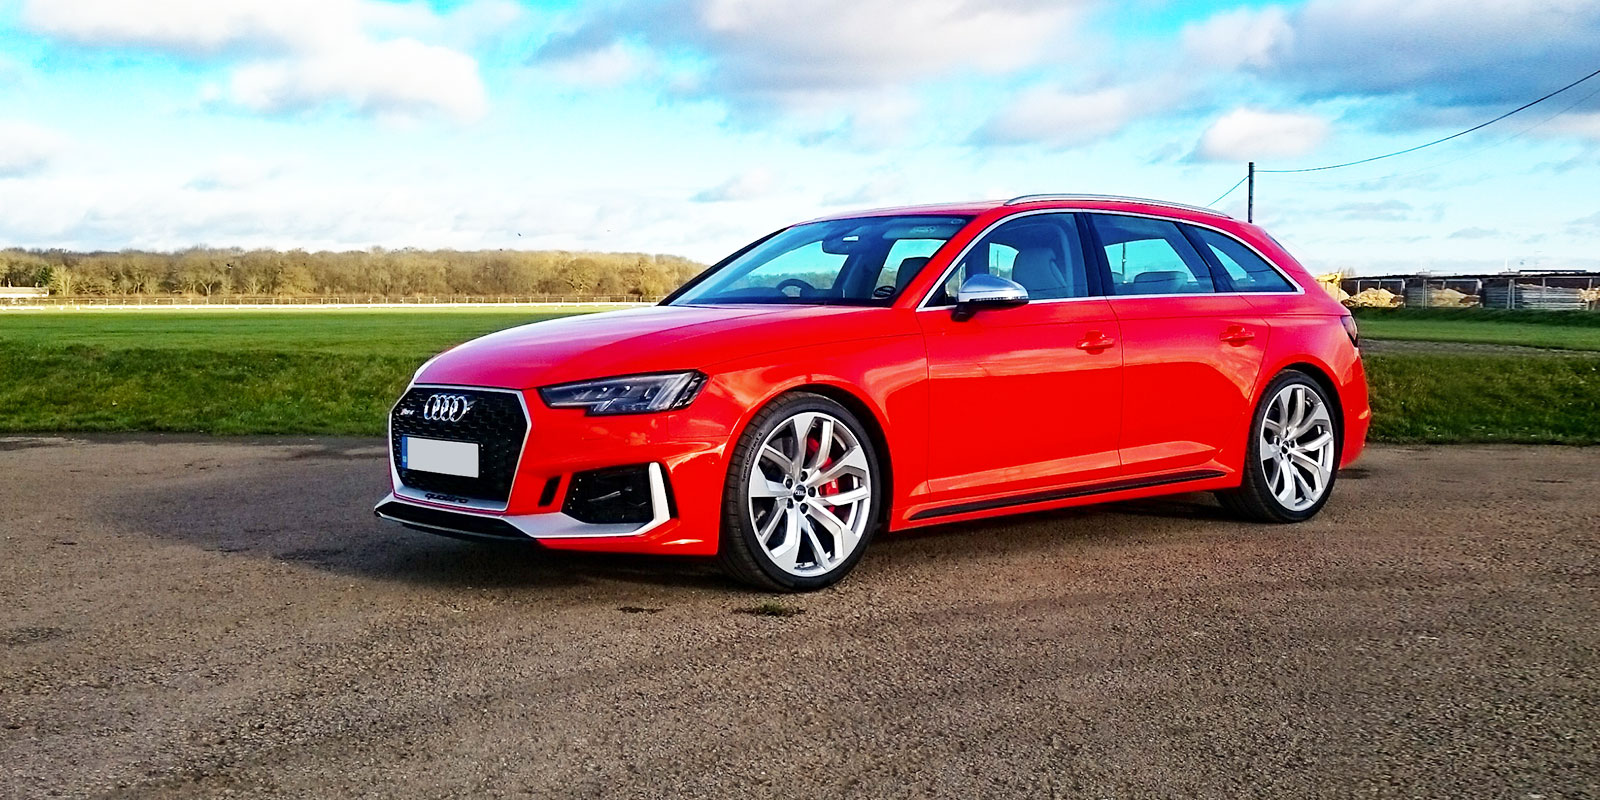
xmin=668 ymin=215 xmax=972 ymax=306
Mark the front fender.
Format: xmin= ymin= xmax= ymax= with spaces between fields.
xmin=684 ymin=333 xmax=930 ymax=527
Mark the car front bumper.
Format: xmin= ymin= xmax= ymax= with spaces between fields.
xmin=376 ymin=384 xmax=737 ymax=556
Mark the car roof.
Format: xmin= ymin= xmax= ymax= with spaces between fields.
xmin=805 ymin=194 xmax=1234 ymax=224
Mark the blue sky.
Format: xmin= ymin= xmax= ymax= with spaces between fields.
xmin=1 ymin=0 xmax=1597 ymax=275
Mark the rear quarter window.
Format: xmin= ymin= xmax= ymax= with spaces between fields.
xmin=1188 ymin=226 xmax=1296 ymax=293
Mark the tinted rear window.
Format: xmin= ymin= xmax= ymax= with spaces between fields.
xmin=1188 ymin=227 xmax=1295 ymax=293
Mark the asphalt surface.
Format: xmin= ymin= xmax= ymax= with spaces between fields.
xmin=2 ymin=437 xmax=1595 ymax=799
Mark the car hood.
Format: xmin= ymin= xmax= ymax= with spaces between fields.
xmin=415 ymin=304 xmax=901 ymax=389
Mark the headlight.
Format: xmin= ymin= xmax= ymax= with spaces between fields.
xmin=538 ymin=371 xmax=708 ymax=416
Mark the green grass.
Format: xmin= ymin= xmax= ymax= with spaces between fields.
xmin=1365 ymin=353 xmax=1600 ymax=444
xmin=0 ymin=344 xmax=414 ymax=435
xmin=0 ymin=309 xmax=580 ymax=357
xmin=3 ymin=308 xmax=1599 ymax=443
xmin=0 ymin=310 xmax=557 ymax=435
xmin=1353 ymin=307 xmax=1600 ymax=351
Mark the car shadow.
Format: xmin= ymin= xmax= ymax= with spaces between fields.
xmin=102 ymin=447 xmax=1248 ymax=592
xmin=100 ymin=450 xmax=728 ymax=592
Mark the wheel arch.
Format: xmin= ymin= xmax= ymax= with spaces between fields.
xmin=1274 ymin=361 xmax=1345 ymax=455
xmin=783 ymin=382 xmax=895 ymax=523
xmin=721 ymin=379 xmax=895 ymax=521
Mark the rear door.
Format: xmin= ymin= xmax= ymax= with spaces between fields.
xmin=1083 ymin=213 xmax=1268 ymax=476
xmin=916 ymin=212 xmax=1122 ymax=502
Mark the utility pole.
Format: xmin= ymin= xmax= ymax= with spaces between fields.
xmin=1246 ymin=161 xmax=1255 ymax=223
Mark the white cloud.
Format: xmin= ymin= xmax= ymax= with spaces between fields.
xmin=539 ymin=0 xmax=1091 ymax=118
xmin=543 ymin=42 xmax=650 ymax=89
xmin=1182 ymin=0 xmax=1600 ymax=111
xmin=186 ymin=156 xmax=283 ymax=191
xmin=0 ymin=165 xmax=786 ymax=262
xmin=975 ymin=85 xmax=1149 ymax=149
xmin=1195 ymin=108 xmax=1330 ymax=162
xmin=1542 ymin=111 xmax=1600 ymax=142
xmin=21 ymin=0 xmax=488 ymax=122
xmin=22 ymin=0 xmax=345 ymax=54
xmin=688 ymin=0 xmax=1085 ymax=88
xmin=0 ymin=121 xmax=64 ymax=177
xmin=823 ymin=173 xmax=907 ymax=207
xmin=1182 ymin=6 xmax=1291 ymax=69
xmin=229 ymin=38 xmax=487 ymax=121
xmin=692 ymin=169 xmax=776 ymax=202
xmin=1331 ymin=199 xmax=1413 ymax=222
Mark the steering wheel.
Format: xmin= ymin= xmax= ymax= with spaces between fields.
xmin=774 ymin=278 xmax=816 ymax=297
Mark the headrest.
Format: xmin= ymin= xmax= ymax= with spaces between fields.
xmin=1132 ymin=270 xmax=1187 ymax=293
xmin=896 ymin=256 xmax=931 ymax=289
xmin=1012 ymin=248 xmax=1064 ymax=290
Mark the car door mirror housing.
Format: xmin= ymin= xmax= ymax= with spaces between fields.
xmin=953 ymin=273 xmax=1029 ymax=319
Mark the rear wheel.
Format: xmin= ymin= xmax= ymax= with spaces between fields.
xmin=718 ymin=393 xmax=882 ymax=592
xmin=1218 ymin=371 xmax=1340 ymax=523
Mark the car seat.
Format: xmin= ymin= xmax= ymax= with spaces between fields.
xmin=1011 ymin=248 xmax=1070 ymax=299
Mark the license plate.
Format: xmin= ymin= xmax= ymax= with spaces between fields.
xmin=401 ymin=436 xmax=479 ymax=478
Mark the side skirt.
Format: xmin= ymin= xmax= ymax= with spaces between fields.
xmin=907 ymin=469 xmax=1228 ymax=522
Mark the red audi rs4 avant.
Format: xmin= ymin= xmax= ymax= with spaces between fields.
xmin=376 ymin=195 xmax=1369 ymax=591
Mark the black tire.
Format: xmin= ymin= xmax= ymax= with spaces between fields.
xmin=717 ymin=392 xmax=883 ymax=592
xmin=1217 ymin=370 xmax=1341 ymax=523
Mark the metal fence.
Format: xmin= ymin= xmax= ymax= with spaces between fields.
xmin=1340 ymin=273 xmax=1600 ymax=310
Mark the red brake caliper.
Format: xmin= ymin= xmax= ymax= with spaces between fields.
xmin=805 ymin=434 xmax=840 ymax=500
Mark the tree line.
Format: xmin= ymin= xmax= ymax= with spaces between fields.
xmin=0 ymin=248 xmax=706 ymax=298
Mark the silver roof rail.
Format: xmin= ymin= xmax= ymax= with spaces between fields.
xmin=1004 ymin=193 xmax=1232 ymax=218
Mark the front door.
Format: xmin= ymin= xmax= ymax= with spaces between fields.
xmin=916 ymin=212 xmax=1123 ymax=503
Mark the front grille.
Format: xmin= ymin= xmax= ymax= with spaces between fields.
xmin=390 ymin=387 xmax=528 ymax=504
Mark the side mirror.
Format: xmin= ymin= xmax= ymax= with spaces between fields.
xmin=954 ymin=273 xmax=1028 ymax=320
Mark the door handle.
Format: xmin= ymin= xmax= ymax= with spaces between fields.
xmin=1076 ymin=332 xmax=1116 ymax=351
xmin=1220 ymin=326 xmax=1257 ymax=345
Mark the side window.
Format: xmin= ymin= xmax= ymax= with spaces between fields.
xmin=929 ymin=213 xmax=1089 ymax=305
xmin=1088 ymin=215 xmax=1215 ymax=296
xmin=1187 ymin=226 xmax=1295 ymax=293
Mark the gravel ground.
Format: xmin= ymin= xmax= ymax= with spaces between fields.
xmin=1 ymin=436 xmax=1595 ymax=799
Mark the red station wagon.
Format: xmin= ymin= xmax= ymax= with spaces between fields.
xmin=376 ymin=195 xmax=1371 ymax=591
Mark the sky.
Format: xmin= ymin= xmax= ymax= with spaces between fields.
xmin=1 ymin=0 xmax=1598 ymax=276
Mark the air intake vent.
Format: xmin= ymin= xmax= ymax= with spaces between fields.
xmin=562 ymin=465 xmax=657 ymax=525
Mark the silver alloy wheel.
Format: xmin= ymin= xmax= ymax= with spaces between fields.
xmin=747 ymin=410 xmax=873 ymax=577
xmin=1259 ymin=383 xmax=1337 ymax=512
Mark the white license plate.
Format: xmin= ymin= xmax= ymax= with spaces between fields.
xmin=402 ymin=436 xmax=480 ymax=478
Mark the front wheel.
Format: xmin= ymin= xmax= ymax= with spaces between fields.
xmin=1218 ymin=371 xmax=1341 ymax=523
xmin=718 ymin=393 xmax=882 ymax=592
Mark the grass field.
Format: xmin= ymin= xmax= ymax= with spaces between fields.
xmin=1353 ymin=307 xmax=1600 ymax=351
xmin=3 ymin=308 xmax=1598 ymax=443
xmin=0 ymin=309 xmax=577 ymax=356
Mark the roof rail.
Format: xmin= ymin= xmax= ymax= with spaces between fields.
xmin=1004 ymin=193 xmax=1231 ymax=218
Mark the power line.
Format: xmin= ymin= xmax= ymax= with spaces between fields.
xmin=1208 ymin=174 xmax=1248 ymax=206
xmin=1201 ymin=64 xmax=1600 ymax=209
xmin=1259 ymin=65 xmax=1600 ymax=174
xmin=1265 ymin=81 xmax=1600 ymax=192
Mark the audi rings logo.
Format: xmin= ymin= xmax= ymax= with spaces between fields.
xmin=422 ymin=393 xmax=475 ymax=423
